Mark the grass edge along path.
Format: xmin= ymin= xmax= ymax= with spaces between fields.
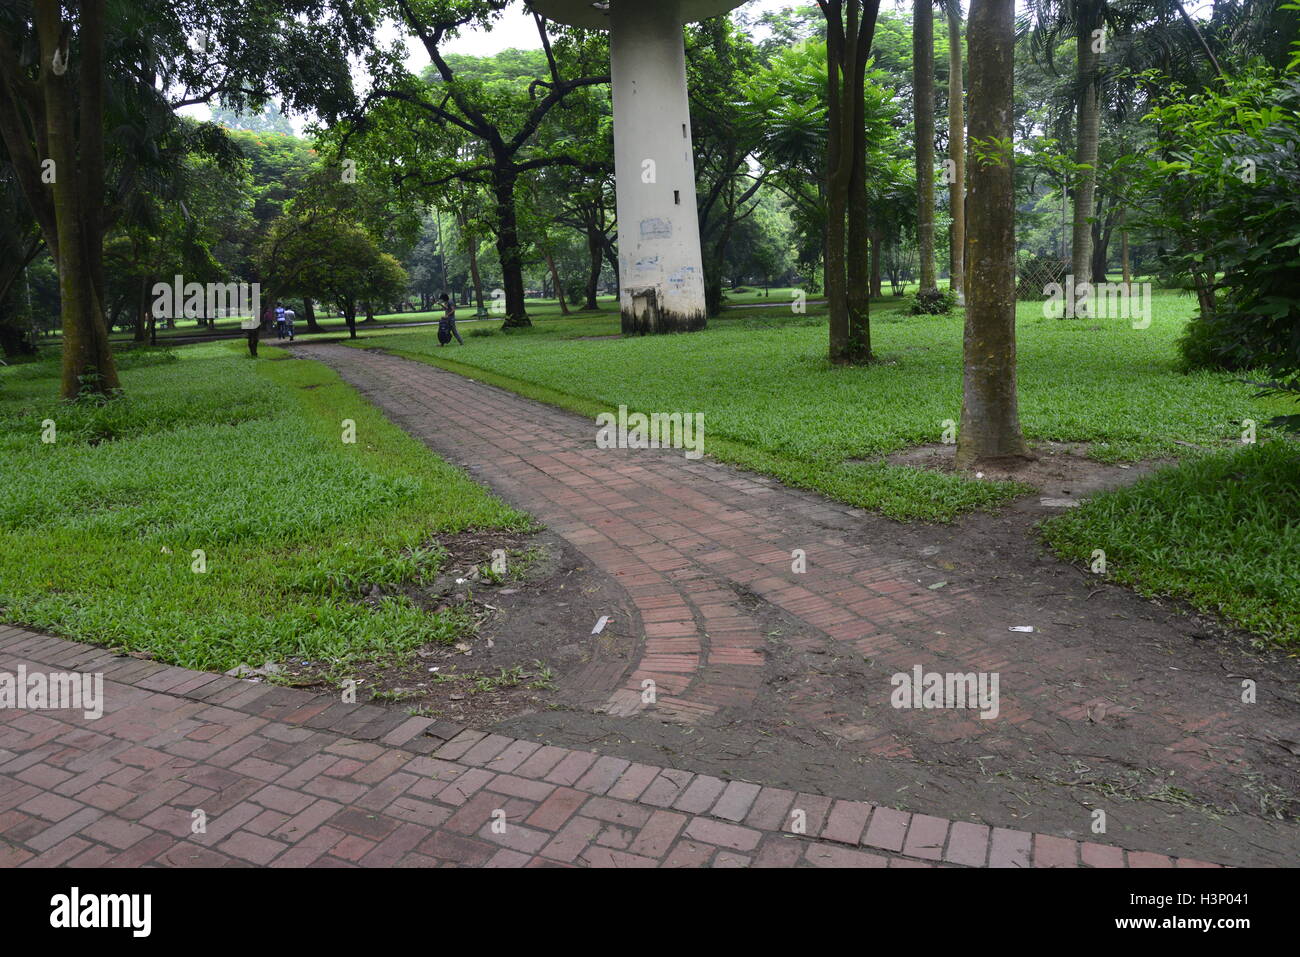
xmin=1040 ymin=440 xmax=1300 ymax=647
xmin=367 ymin=345 xmax=1034 ymax=523
xmin=355 ymin=319 xmax=1299 ymax=647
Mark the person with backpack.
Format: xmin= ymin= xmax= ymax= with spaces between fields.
xmin=437 ymin=293 xmax=463 ymax=346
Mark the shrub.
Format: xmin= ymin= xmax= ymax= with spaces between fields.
xmin=907 ymin=289 xmax=958 ymax=315
xmin=1121 ymin=66 xmax=1300 ymax=403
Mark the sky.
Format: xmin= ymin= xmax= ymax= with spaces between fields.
xmin=424 ymin=0 xmax=808 ymax=62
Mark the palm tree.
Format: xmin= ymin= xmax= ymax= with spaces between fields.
xmin=913 ymin=0 xmax=940 ymax=298
xmin=1023 ymin=1 xmax=1112 ymax=288
xmin=1023 ymin=0 xmax=1239 ymax=290
xmin=945 ymin=0 xmax=965 ymax=304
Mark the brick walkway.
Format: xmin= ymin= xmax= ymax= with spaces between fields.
xmin=0 ymin=626 xmax=1219 ymax=867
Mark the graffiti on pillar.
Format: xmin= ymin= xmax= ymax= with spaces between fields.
xmin=640 ymin=218 xmax=673 ymax=240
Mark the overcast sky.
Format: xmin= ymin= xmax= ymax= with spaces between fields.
xmin=430 ymin=0 xmax=820 ymax=61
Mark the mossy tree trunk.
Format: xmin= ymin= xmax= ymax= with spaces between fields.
xmin=955 ymin=0 xmax=1031 ymax=470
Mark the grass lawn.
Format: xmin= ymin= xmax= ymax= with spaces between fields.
xmin=0 ymin=342 xmax=530 ymax=670
xmin=98 ymin=296 xmax=622 ymax=343
xmin=349 ymin=291 xmax=1293 ymax=521
xmin=1041 ymin=442 xmax=1300 ymax=647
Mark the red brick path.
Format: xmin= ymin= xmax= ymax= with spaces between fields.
xmin=0 ymin=627 xmax=1219 ymax=867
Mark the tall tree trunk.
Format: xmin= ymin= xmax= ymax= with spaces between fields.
xmin=1091 ymin=197 xmax=1115 ymax=283
xmin=1120 ymin=210 xmax=1131 ymax=283
xmin=134 ymin=273 xmax=150 ymax=342
xmin=824 ymin=2 xmax=852 ymax=362
xmin=303 ymin=296 xmax=321 ymax=332
xmin=869 ymin=226 xmax=883 ymax=298
xmin=946 ymin=0 xmax=966 ymax=305
xmin=36 ymin=0 xmax=120 ymax=399
xmin=823 ymin=1 xmax=880 ymax=364
xmin=955 ymin=0 xmax=1030 ymax=470
xmin=456 ymin=211 xmax=487 ymax=317
xmin=1072 ymin=8 xmax=1102 ymax=291
xmin=468 ymin=237 xmax=486 ymax=315
xmin=584 ymin=219 xmax=602 ymax=310
xmin=545 ymin=249 xmax=570 ymax=315
xmin=492 ymin=168 xmax=529 ymax=327
xmin=914 ymin=0 xmax=939 ymax=298
xmin=845 ymin=28 xmax=873 ymax=363
xmin=705 ymin=202 xmax=737 ymax=320
xmin=344 ymin=300 xmax=357 ymax=339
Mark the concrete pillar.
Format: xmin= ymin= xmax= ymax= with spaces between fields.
xmin=610 ymin=0 xmax=707 ymax=334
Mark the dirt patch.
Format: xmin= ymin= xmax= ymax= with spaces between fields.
xmin=887 ymin=440 xmax=1174 ymax=514
xmin=275 ymin=527 xmax=636 ymax=728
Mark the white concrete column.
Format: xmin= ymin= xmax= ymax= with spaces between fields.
xmin=610 ymin=0 xmax=707 ymax=333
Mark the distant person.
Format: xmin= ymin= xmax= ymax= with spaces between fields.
xmin=283 ymin=306 xmax=296 ymax=341
xmin=261 ymin=304 xmax=275 ymax=334
xmin=274 ymin=301 xmax=287 ymax=339
xmin=437 ymin=293 xmax=463 ymax=346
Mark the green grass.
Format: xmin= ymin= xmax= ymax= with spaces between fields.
xmin=0 ymin=342 xmax=530 ymax=670
xmin=98 ymin=296 xmax=621 ymax=343
xmin=347 ymin=291 xmax=1292 ymax=522
xmin=1041 ymin=441 xmax=1300 ymax=647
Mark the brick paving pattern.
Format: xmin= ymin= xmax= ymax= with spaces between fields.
xmin=0 ymin=627 xmax=1221 ymax=867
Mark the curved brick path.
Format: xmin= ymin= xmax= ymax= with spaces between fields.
xmin=0 ymin=627 xmax=1218 ymax=867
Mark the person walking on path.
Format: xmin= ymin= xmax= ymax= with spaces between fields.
xmin=283 ymin=305 xmax=297 ymax=341
xmin=437 ymin=293 xmax=463 ymax=346
xmin=275 ymin=302 xmax=288 ymax=339
xmin=242 ymin=312 xmax=261 ymax=357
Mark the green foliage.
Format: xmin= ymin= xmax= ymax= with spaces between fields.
xmin=907 ymin=289 xmax=959 ymax=315
xmin=1121 ymin=65 xmax=1300 ymax=409
xmin=740 ymin=37 xmax=911 ymax=286
xmin=0 ymin=343 xmax=529 ymax=669
xmin=261 ymin=215 xmax=409 ymax=317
